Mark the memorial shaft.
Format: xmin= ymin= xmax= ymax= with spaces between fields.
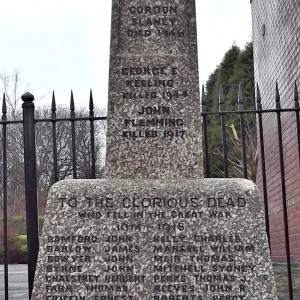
xmin=105 ymin=0 xmax=203 ymax=179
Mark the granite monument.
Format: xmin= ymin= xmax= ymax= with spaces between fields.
xmin=32 ymin=1 xmax=277 ymax=299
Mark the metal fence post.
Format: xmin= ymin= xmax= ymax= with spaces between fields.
xmin=21 ymin=92 xmax=39 ymax=298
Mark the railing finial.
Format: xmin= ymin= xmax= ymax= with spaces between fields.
xmin=201 ymin=85 xmax=206 ymax=112
xmin=219 ymin=83 xmax=225 ymax=111
xmin=294 ymin=82 xmax=299 ymax=108
xmin=51 ymin=91 xmax=56 ymax=112
xmin=70 ymin=90 xmax=75 ymax=111
xmin=89 ymin=89 xmax=94 ymax=112
xmin=256 ymin=83 xmax=262 ymax=110
xmin=21 ymin=92 xmax=35 ymax=103
xmin=2 ymin=93 xmax=7 ymax=121
xmin=275 ymin=82 xmax=281 ymax=109
xmin=238 ymin=83 xmax=244 ymax=111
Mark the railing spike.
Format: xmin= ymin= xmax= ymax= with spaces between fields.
xmin=238 ymin=83 xmax=244 ymax=111
xmin=275 ymin=82 xmax=281 ymax=109
xmin=51 ymin=91 xmax=56 ymax=119
xmin=201 ymin=85 xmax=206 ymax=104
xmin=2 ymin=93 xmax=7 ymax=121
xmin=70 ymin=90 xmax=75 ymax=111
xmin=51 ymin=91 xmax=56 ymax=112
xmin=201 ymin=85 xmax=206 ymax=112
xmin=294 ymin=82 xmax=299 ymax=108
xmin=219 ymin=83 xmax=225 ymax=103
xmin=256 ymin=83 xmax=262 ymax=102
xmin=219 ymin=83 xmax=225 ymax=111
xmin=256 ymin=84 xmax=262 ymax=110
xmin=89 ymin=89 xmax=94 ymax=111
xmin=2 ymin=93 xmax=7 ymax=114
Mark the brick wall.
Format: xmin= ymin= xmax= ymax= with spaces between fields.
xmin=251 ymin=0 xmax=300 ymax=262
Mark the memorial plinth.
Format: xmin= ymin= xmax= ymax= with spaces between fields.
xmin=33 ymin=179 xmax=277 ymax=300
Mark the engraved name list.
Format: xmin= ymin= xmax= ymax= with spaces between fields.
xmin=43 ymin=191 xmax=252 ymax=300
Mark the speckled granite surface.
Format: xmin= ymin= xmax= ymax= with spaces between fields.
xmin=32 ymin=179 xmax=278 ymax=299
xmin=105 ymin=0 xmax=203 ymax=179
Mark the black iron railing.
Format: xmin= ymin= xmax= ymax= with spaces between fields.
xmin=0 ymin=90 xmax=106 ymax=299
xmin=202 ymin=82 xmax=300 ymax=300
xmin=0 ymin=83 xmax=299 ymax=300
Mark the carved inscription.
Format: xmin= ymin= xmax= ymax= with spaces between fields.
xmin=43 ymin=195 xmax=252 ymax=300
xmin=126 ymin=6 xmax=185 ymax=39
xmin=116 ymin=3 xmax=190 ymax=141
xmin=121 ymin=65 xmax=187 ymax=140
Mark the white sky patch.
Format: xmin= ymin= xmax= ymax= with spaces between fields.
xmin=0 ymin=0 xmax=252 ymax=108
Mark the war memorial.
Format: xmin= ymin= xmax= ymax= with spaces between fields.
xmin=31 ymin=1 xmax=278 ymax=299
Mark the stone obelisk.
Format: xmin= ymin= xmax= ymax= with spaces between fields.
xmin=105 ymin=0 xmax=203 ymax=179
xmin=32 ymin=1 xmax=278 ymax=299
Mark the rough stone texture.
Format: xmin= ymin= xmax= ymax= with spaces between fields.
xmin=105 ymin=0 xmax=203 ymax=179
xmin=251 ymin=0 xmax=300 ymax=262
xmin=32 ymin=179 xmax=277 ymax=300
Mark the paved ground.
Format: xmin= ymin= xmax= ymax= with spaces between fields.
xmin=0 ymin=265 xmax=28 ymax=300
xmin=274 ymin=263 xmax=300 ymax=300
xmin=0 ymin=264 xmax=299 ymax=299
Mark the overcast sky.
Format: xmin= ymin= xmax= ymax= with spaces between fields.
xmin=0 ymin=0 xmax=252 ymax=108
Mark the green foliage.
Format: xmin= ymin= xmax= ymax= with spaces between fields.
xmin=20 ymin=244 xmax=27 ymax=253
xmin=12 ymin=216 xmax=26 ymax=235
xmin=17 ymin=235 xmax=27 ymax=242
xmin=16 ymin=234 xmax=27 ymax=255
xmin=0 ymin=233 xmax=28 ymax=264
xmin=205 ymin=43 xmax=256 ymax=179
xmin=0 ymin=215 xmax=44 ymax=263
xmin=17 ymin=235 xmax=27 ymax=253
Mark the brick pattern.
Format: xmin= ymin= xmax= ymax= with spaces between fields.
xmin=251 ymin=0 xmax=300 ymax=262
